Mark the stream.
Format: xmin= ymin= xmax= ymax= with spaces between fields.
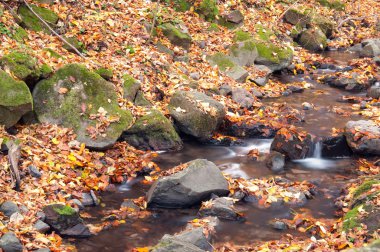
xmin=76 ymin=51 xmax=364 ymax=251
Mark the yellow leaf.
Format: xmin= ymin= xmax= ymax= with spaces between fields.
xmin=52 ymin=138 xmax=60 ymax=145
xmin=135 ymin=248 xmax=150 ymax=252
xmin=68 ymin=153 xmax=77 ymax=161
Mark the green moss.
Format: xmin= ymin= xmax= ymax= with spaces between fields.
xmin=40 ymin=64 xmax=52 ymax=78
xmin=43 ymin=48 xmax=62 ymax=59
xmin=196 ymin=0 xmax=219 ymax=22
xmin=253 ymin=40 xmax=293 ymax=63
xmin=53 ymin=205 xmax=76 ymax=216
xmin=254 ymin=24 xmax=274 ymax=41
xmin=208 ymin=52 xmax=235 ymax=71
xmin=13 ymin=26 xmax=28 ymax=42
xmin=159 ymin=23 xmax=192 ymax=49
xmin=353 ymin=180 xmax=379 ymax=199
xmin=298 ymin=27 xmax=327 ymax=51
xmin=0 ymin=70 xmax=32 ymax=107
xmin=164 ymin=0 xmax=191 ymax=12
xmin=233 ymin=29 xmax=252 ymax=42
xmin=207 ymin=23 xmax=220 ymax=32
xmin=18 ymin=4 xmax=59 ymax=33
xmin=317 ymin=0 xmax=345 ymax=10
xmin=123 ymin=74 xmax=138 ymax=89
xmin=343 ymin=204 xmax=361 ymax=231
xmin=63 ymin=37 xmax=85 ymax=53
xmin=0 ymin=51 xmax=40 ymax=81
xmin=95 ymin=68 xmax=113 ymax=80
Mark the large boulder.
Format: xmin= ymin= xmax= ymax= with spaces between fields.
xmin=33 ymin=64 xmax=132 ymax=149
xmin=252 ymin=40 xmax=293 ymax=71
xmin=147 ymin=159 xmax=229 ymax=208
xmin=0 ymin=70 xmax=33 ymax=128
xmin=284 ymin=8 xmax=311 ymax=26
xmin=43 ymin=204 xmax=91 ymax=237
xmin=159 ymin=23 xmax=192 ymax=50
xmin=169 ymin=91 xmax=225 ymax=140
xmin=121 ymin=110 xmax=183 ymax=151
xmin=321 ymin=135 xmax=352 ymax=158
xmin=18 ymin=4 xmax=59 ymax=34
xmin=152 ymin=227 xmax=212 ymax=252
xmin=270 ymin=128 xmax=313 ymax=160
xmin=344 ymin=120 xmax=380 ymax=155
xmin=298 ymin=27 xmax=327 ymax=51
xmin=0 ymin=232 xmax=23 ymax=252
xmin=207 ymin=53 xmax=249 ymax=82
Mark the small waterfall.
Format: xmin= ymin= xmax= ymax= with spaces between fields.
xmin=313 ymin=141 xmax=322 ymax=159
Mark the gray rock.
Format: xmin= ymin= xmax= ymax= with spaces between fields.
xmin=190 ymin=72 xmax=201 ymax=80
xmin=299 ymin=27 xmax=327 ymax=51
xmin=367 ymin=84 xmax=380 ymax=99
xmin=121 ymin=110 xmax=183 ymax=151
xmin=199 ymin=197 xmax=241 ymax=221
xmin=229 ymin=41 xmax=258 ymax=67
xmin=43 ymin=204 xmax=82 ymax=233
xmin=0 ymin=201 xmax=20 ymax=217
xmin=302 ymin=102 xmax=313 ymax=110
xmin=231 ymin=88 xmax=255 ymax=109
xmin=0 ymin=232 xmax=22 ymax=252
xmin=219 ymin=84 xmax=232 ymax=96
xmin=147 ymin=159 xmax=229 ymax=208
xmin=153 ymin=227 xmax=211 ymax=252
xmin=265 ymin=151 xmax=285 ymax=172
xmin=348 ymin=43 xmax=363 ymax=53
xmin=169 ymin=91 xmax=225 ymax=140
xmin=36 ymin=211 xmax=46 ymax=221
xmin=33 ymin=64 xmax=132 ymax=150
xmin=223 ymin=10 xmax=244 ymax=24
xmin=159 ymin=23 xmax=192 ymax=50
xmin=344 ymin=120 xmax=380 ymax=155
xmin=81 ymin=193 xmax=94 ymax=207
xmin=226 ymin=66 xmax=249 ymax=83
xmin=71 ymin=199 xmax=84 ymax=210
xmin=34 ymin=249 xmax=51 ymax=252
xmin=270 ymin=220 xmax=288 ymax=230
xmin=60 ymin=223 xmax=92 ymax=238
xmin=34 ymin=220 xmax=50 ymax=233
xmin=123 ymin=74 xmax=141 ymax=101
xmin=121 ymin=199 xmax=140 ymax=211
xmin=360 ymin=38 xmax=380 ymax=58
xmin=251 ymin=65 xmax=272 ymax=86
xmin=250 ymin=87 xmax=263 ymax=98
xmin=284 ymin=9 xmax=310 ymax=26
xmin=28 ymin=165 xmax=42 ymax=178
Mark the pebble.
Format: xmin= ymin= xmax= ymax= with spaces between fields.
xmin=0 ymin=201 xmax=20 ymax=217
xmin=28 ymin=165 xmax=42 ymax=178
xmin=271 ymin=220 xmax=288 ymax=230
xmin=302 ymin=102 xmax=313 ymax=110
xmin=34 ymin=220 xmax=50 ymax=233
xmin=190 ymin=72 xmax=200 ymax=80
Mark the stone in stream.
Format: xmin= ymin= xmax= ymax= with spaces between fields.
xmin=147 ymin=159 xmax=229 ymax=208
xmin=0 ymin=201 xmax=20 ymax=217
xmin=367 ymin=83 xmax=380 ymax=99
xmin=0 ymin=70 xmax=33 ymax=128
xmin=42 ymin=204 xmax=92 ymax=237
xmin=265 ymin=151 xmax=285 ymax=172
xmin=152 ymin=227 xmax=211 ymax=252
xmin=121 ymin=110 xmax=183 ymax=151
xmin=199 ymin=197 xmax=242 ymax=221
xmin=0 ymin=232 xmax=23 ymax=252
xmin=360 ymin=38 xmax=380 ymax=58
xmin=33 ymin=64 xmax=133 ymax=150
xmin=270 ymin=128 xmax=313 ymax=160
xmin=321 ymin=135 xmax=352 ymax=158
xmin=270 ymin=220 xmax=288 ymax=230
xmin=344 ymin=120 xmax=380 ymax=155
xmin=169 ymin=91 xmax=225 ymax=140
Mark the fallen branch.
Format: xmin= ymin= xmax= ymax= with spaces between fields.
xmin=7 ymin=141 xmax=21 ymax=191
xmin=149 ymin=0 xmax=161 ymax=42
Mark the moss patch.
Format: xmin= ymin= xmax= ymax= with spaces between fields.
xmin=43 ymin=48 xmax=62 ymax=59
xmin=233 ymin=29 xmax=252 ymax=42
xmin=343 ymin=204 xmax=362 ymax=231
xmin=317 ymin=0 xmax=345 ymax=10
xmin=353 ymin=180 xmax=379 ymax=199
xmin=95 ymin=68 xmax=113 ymax=80
xmin=207 ymin=52 xmax=235 ymax=71
xmin=53 ymin=205 xmax=76 ymax=216
xmin=159 ymin=23 xmax=192 ymax=49
xmin=164 ymin=0 xmax=191 ymax=12
xmin=207 ymin=23 xmax=220 ymax=32
xmin=0 ymin=51 xmax=40 ymax=82
xmin=18 ymin=4 xmax=59 ymax=33
xmin=13 ymin=26 xmax=28 ymax=42
xmin=63 ymin=37 xmax=85 ymax=53
xmin=254 ymin=40 xmax=293 ymax=64
xmin=254 ymin=24 xmax=274 ymax=41
xmin=196 ymin=0 xmax=219 ymax=22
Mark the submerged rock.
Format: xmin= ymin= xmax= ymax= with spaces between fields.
xmin=265 ymin=151 xmax=285 ymax=172
xmin=33 ymin=64 xmax=133 ymax=150
xmin=147 ymin=159 xmax=229 ymax=208
xmin=121 ymin=110 xmax=183 ymax=151
xmin=0 ymin=232 xmax=23 ymax=252
xmin=270 ymin=128 xmax=313 ymax=160
xmin=0 ymin=71 xmax=33 ymax=128
xmin=169 ymin=91 xmax=225 ymax=140
xmin=153 ymin=227 xmax=212 ymax=252
xmin=344 ymin=120 xmax=380 ymax=155
xmin=199 ymin=197 xmax=242 ymax=221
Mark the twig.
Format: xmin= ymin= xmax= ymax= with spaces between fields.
xmin=149 ymin=0 xmax=161 ymax=42
xmin=22 ymin=0 xmax=87 ymax=59
xmin=337 ymin=17 xmax=365 ymax=29
xmin=7 ymin=141 xmax=21 ymax=191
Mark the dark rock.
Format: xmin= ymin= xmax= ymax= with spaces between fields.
xmin=199 ymin=197 xmax=242 ymax=221
xmin=0 ymin=201 xmax=20 ymax=217
xmin=287 ymin=86 xmax=304 ymax=93
xmin=147 ymin=159 xmax=229 ymax=208
xmin=33 ymin=64 xmax=132 ymax=150
xmin=63 ymin=37 xmax=85 ymax=53
xmin=121 ymin=199 xmax=140 ymax=211
xmin=226 ymin=121 xmax=277 ymax=138
xmin=43 ymin=204 xmax=82 ymax=233
xmin=28 ymin=165 xmax=42 ymax=178
xmin=265 ymin=151 xmax=285 ymax=172
xmin=321 ymin=135 xmax=352 ymax=158
xmin=90 ymin=190 xmax=99 ymax=206
xmin=152 ymin=227 xmax=211 ymax=252
xmin=121 ymin=110 xmax=183 ymax=151
xmin=60 ymin=223 xmax=92 ymax=238
xmin=284 ymin=9 xmax=310 ymax=26
xmin=33 ymin=220 xmax=50 ymax=233
xmin=0 ymin=232 xmax=23 ymax=252
xmin=34 ymin=249 xmax=51 ymax=252
xmin=270 ymin=128 xmax=313 ymax=160
xmin=367 ymin=84 xmax=380 ymax=99
xmin=169 ymin=91 xmax=225 ymax=140
xmin=270 ymin=220 xmax=288 ymax=230
xmin=36 ymin=211 xmax=46 ymax=221
xmin=223 ymin=10 xmax=244 ymax=24
xmin=81 ymin=193 xmax=94 ymax=207
xmin=231 ymin=88 xmax=255 ymax=109
xmin=344 ymin=120 xmax=380 ymax=155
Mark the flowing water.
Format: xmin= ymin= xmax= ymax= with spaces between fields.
xmin=76 ymin=52 xmax=364 ymax=251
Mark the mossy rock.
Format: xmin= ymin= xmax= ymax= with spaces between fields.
xmin=95 ymin=68 xmax=113 ymax=80
xmin=218 ymin=10 xmax=244 ymax=29
xmin=207 ymin=23 xmax=220 ymax=32
xmin=18 ymin=4 xmax=59 ymax=33
xmin=299 ymin=27 xmax=327 ymax=51
xmin=0 ymin=70 xmax=33 ymax=128
xmin=229 ymin=40 xmax=258 ymax=66
xmin=311 ymin=15 xmax=334 ymax=38
xmin=164 ymin=0 xmax=192 ymax=12
xmin=195 ymin=0 xmax=219 ymax=22
xmin=283 ymin=8 xmax=312 ymax=27
xmin=233 ymin=29 xmax=252 ymax=42
xmin=40 ymin=64 xmax=53 ymax=78
xmin=0 ymin=51 xmax=41 ymax=84
xmin=254 ymin=24 xmax=275 ymax=41
xmin=43 ymin=48 xmax=62 ymax=59
xmin=317 ymin=0 xmax=345 ymax=10
xmin=169 ymin=90 xmax=225 ymax=140
xmin=12 ymin=26 xmax=28 ymax=42
xmin=33 ymin=64 xmax=132 ymax=150
xmin=63 ymin=37 xmax=85 ymax=53
xmin=343 ymin=203 xmax=380 ymax=233
xmin=123 ymin=74 xmax=141 ymax=101
xmin=252 ymin=40 xmax=293 ymax=71
xmin=207 ymin=52 xmax=235 ymax=71
xmin=159 ymin=23 xmax=192 ymax=50
xmin=134 ymin=90 xmax=152 ymax=107
xmin=122 ymin=110 xmax=183 ymax=151
xmin=43 ymin=204 xmax=82 ymax=233
xmin=207 ymin=52 xmax=250 ymax=82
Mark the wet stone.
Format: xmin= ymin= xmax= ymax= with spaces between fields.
xmin=28 ymin=165 xmax=42 ymax=178
xmin=0 ymin=201 xmax=20 ymax=217
xmin=34 ymin=220 xmax=50 ymax=233
xmin=60 ymin=223 xmax=92 ymax=238
xmin=270 ymin=220 xmax=288 ymax=230
xmin=81 ymin=193 xmax=94 ymax=207
xmin=0 ymin=232 xmax=23 ymax=252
